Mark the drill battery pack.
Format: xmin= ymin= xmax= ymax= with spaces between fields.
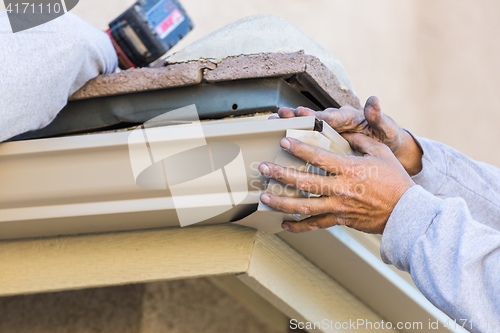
xmin=108 ymin=0 xmax=193 ymax=69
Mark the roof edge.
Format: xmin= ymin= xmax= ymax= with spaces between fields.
xmin=69 ymin=51 xmax=361 ymax=109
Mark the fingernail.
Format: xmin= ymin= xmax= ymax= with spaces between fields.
xmin=280 ymin=138 xmax=291 ymax=150
xmin=260 ymin=193 xmax=270 ymax=205
xmin=259 ymin=163 xmax=270 ymax=176
xmin=281 ymin=223 xmax=290 ymax=231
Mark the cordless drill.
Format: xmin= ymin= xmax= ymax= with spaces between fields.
xmin=107 ymin=0 xmax=193 ymax=69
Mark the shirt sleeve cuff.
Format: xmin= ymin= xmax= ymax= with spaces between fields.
xmin=380 ymin=185 xmax=442 ymax=273
xmin=404 ymin=131 xmax=448 ymax=195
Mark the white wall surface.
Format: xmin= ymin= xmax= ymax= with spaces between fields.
xmin=3 ymin=0 xmax=500 ymax=167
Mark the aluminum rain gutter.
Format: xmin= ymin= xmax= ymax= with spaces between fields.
xmin=0 ymin=116 xmax=317 ymax=239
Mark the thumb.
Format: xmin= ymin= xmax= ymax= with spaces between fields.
xmin=363 ymin=96 xmax=395 ymax=132
xmin=364 ymin=96 xmax=401 ymax=148
xmin=342 ymin=132 xmax=388 ymax=156
xmin=364 ymin=96 xmax=384 ymax=128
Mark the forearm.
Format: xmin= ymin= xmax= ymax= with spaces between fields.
xmin=381 ymin=186 xmax=500 ymax=331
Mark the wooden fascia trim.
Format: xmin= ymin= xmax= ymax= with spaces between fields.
xmin=0 ymin=225 xmax=256 ymax=297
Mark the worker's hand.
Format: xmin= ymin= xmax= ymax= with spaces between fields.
xmin=277 ymin=97 xmax=423 ymax=176
xmin=258 ymin=134 xmax=414 ymax=234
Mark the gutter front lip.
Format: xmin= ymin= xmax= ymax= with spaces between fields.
xmin=0 ymin=116 xmax=317 ymax=156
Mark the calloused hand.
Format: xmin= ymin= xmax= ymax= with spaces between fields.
xmin=259 ymin=134 xmax=415 ymax=234
xmin=276 ymin=97 xmax=423 ymax=176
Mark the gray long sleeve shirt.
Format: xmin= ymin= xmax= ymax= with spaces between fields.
xmin=0 ymin=12 xmax=117 ymax=142
xmin=381 ymin=137 xmax=500 ymax=332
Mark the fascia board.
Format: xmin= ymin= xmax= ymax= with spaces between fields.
xmin=0 ymin=224 xmax=258 ymax=297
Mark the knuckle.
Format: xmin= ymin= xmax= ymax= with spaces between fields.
xmin=297 ymin=176 xmax=320 ymax=193
xmin=335 ymin=202 xmax=349 ymax=213
xmin=298 ymin=202 xmax=314 ymax=215
xmin=330 ymin=183 xmax=345 ymax=196
xmin=278 ymin=108 xmax=295 ymax=118
xmin=353 ymin=166 xmax=368 ymax=181
xmin=342 ymin=192 xmax=354 ymax=201
xmin=296 ymin=107 xmax=313 ymax=115
xmin=298 ymin=205 xmax=310 ymax=216
xmin=339 ymin=187 xmax=355 ymax=200
xmin=273 ymin=167 xmax=285 ymax=181
xmin=296 ymin=177 xmax=310 ymax=191
xmin=344 ymin=164 xmax=360 ymax=177
xmin=307 ymin=221 xmax=320 ymax=230
xmin=344 ymin=164 xmax=368 ymax=181
xmin=325 ymin=112 xmax=343 ymax=124
xmin=318 ymin=181 xmax=330 ymax=195
xmin=312 ymin=153 xmax=329 ymax=169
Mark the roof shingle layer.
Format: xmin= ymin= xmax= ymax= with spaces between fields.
xmin=70 ymin=51 xmax=360 ymax=109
